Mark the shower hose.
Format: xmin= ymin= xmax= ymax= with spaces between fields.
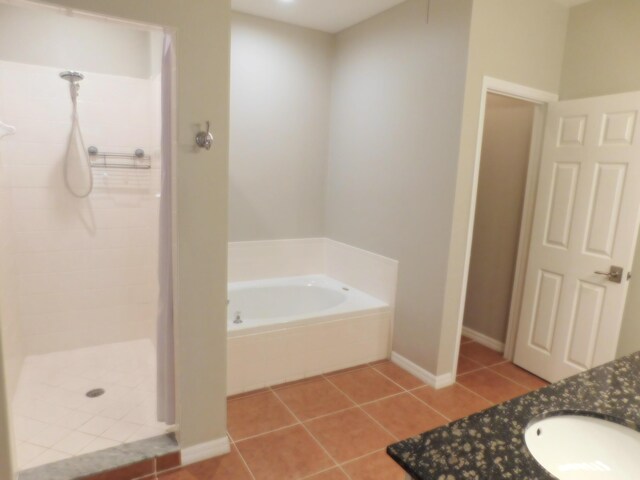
xmin=64 ymin=81 xmax=94 ymax=198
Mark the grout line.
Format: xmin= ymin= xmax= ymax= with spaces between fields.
xmin=487 ymin=367 xmax=547 ymax=392
xmin=299 ymin=465 xmax=343 ymax=480
xmin=338 ymin=447 xmax=388 ymax=469
xmin=357 ymin=390 xmax=408 ymax=408
xmin=405 ymin=389 xmax=454 ymax=424
xmin=322 ymin=372 xmax=401 ymax=443
xmin=232 ymin=422 xmax=301 ymax=443
xmin=226 ymin=360 xmax=542 ymax=480
xmin=354 ymin=404 xmax=400 ymax=442
xmin=453 ymin=379 xmax=498 ymax=406
xmin=368 ymin=363 xmax=421 ymax=393
xmin=270 ymin=387 xmax=352 ymax=479
xmin=457 ymin=353 xmax=489 ymax=375
xmin=233 ymin=442 xmax=258 ymax=480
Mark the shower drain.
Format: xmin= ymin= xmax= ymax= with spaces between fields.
xmin=86 ymin=388 xmax=106 ymax=398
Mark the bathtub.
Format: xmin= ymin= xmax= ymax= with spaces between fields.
xmin=227 ymin=275 xmax=388 ymax=335
xmin=227 ymin=275 xmax=392 ymax=395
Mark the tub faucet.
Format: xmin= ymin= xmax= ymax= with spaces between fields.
xmin=234 ymin=311 xmax=243 ymax=324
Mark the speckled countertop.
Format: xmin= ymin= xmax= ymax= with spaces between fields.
xmin=387 ymin=352 xmax=640 ymax=479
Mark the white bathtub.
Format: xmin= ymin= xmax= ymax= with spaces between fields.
xmin=227 ymin=275 xmax=392 ymax=395
xmin=227 ymin=275 xmax=388 ymax=335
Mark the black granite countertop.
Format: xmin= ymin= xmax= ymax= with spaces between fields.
xmin=387 ymin=352 xmax=640 ymax=479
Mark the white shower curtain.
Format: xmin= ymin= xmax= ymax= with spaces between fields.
xmin=157 ymin=31 xmax=176 ymax=425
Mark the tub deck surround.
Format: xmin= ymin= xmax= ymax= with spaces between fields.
xmin=227 ymin=275 xmax=392 ymax=395
xmin=387 ymin=352 xmax=640 ymax=480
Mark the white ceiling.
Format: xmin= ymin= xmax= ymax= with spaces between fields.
xmin=231 ymin=0 xmax=407 ymax=34
xmin=231 ymin=0 xmax=594 ymax=34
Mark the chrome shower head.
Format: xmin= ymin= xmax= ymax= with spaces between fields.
xmin=59 ymin=71 xmax=84 ymax=83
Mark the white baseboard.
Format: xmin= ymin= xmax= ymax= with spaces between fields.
xmin=391 ymin=352 xmax=454 ymax=389
xmin=462 ymin=326 xmax=505 ymax=353
xmin=181 ymin=436 xmax=231 ymax=466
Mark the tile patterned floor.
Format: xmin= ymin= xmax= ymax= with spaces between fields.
xmin=12 ymin=340 xmax=173 ymax=470
xmin=159 ymin=339 xmax=548 ymax=480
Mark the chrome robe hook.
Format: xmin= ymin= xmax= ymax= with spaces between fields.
xmin=196 ymin=121 xmax=214 ymax=150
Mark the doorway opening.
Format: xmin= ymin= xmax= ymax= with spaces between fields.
xmin=457 ymin=92 xmax=548 ymax=392
xmin=454 ymin=80 xmax=640 ymax=388
xmin=451 ymin=78 xmax=557 ymax=388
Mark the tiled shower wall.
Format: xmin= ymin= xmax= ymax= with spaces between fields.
xmin=0 ymin=60 xmax=161 ymax=356
xmin=0 ymin=107 xmax=22 ymax=398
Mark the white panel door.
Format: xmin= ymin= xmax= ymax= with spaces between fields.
xmin=514 ymin=91 xmax=640 ymax=383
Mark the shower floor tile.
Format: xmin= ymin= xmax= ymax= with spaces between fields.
xmin=12 ymin=339 xmax=172 ymax=471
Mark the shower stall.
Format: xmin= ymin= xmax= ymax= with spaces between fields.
xmin=0 ymin=1 xmax=173 ymax=473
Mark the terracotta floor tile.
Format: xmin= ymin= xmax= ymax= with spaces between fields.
xmin=458 ymin=369 xmax=528 ymax=404
xmin=324 ymin=364 xmax=370 ymax=377
xmin=342 ymin=450 xmax=406 ymax=480
xmin=326 ymin=367 xmax=403 ymax=404
xmin=158 ymin=447 xmax=251 ymax=480
xmin=372 ymin=362 xmax=425 ymax=390
xmin=459 ymin=342 xmax=506 ymax=367
xmin=306 ymin=468 xmax=350 ymax=479
xmin=362 ymin=393 xmax=448 ymax=439
xmin=305 ymin=408 xmax=395 ymax=463
xmin=457 ymin=355 xmax=484 ymax=375
xmin=275 ymin=377 xmax=354 ymax=421
xmin=227 ymin=388 xmax=270 ymax=400
xmin=157 ymin=451 xmax=181 ymax=471
xmin=227 ymin=390 xmax=297 ymax=441
xmin=271 ymin=375 xmax=323 ymax=391
xmin=412 ymin=384 xmax=492 ymax=421
xmin=460 ymin=335 xmax=474 ymax=344
xmin=491 ymin=363 xmax=549 ymax=391
xmin=83 ymin=460 xmax=154 ymax=480
xmin=368 ymin=359 xmax=390 ymax=366
xmin=236 ymin=425 xmax=333 ymax=480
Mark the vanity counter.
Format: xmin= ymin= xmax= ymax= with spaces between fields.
xmin=387 ymin=352 xmax=640 ymax=479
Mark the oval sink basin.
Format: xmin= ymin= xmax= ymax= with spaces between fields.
xmin=525 ymin=415 xmax=640 ymax=479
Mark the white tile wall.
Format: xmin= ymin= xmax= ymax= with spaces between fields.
xmin=228 ymin=238 xmax=325 ymax=282
xmin=325 ymin=239 xmax=399 ymax=306
xmin=0 ymin=78 xmax=23 ymax=400
xmin=0 ymin=61 xmax=161 ymax=355
xmin=228 ymin=238 xmax=399 ymax=306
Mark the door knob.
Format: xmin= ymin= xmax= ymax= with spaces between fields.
xmin=594 ymin=266 xmax=624 ymax=284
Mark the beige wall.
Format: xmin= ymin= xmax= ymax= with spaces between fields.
xmin=0 ymin=3 xmax=152 ymax=78
xmin=325 ymin=0 xmax=473 ymax=373
xmin=463 ymin=94 xmax=534 ymax=343
xmin=439 ymin=0 xmax=569 ymax=375
xmin=560 ymin=0 xmax=640 ymax=100
xmin=0 ymin=1 xmax=231 ymax=476
xmin=229 ymin=13 xmax=332 ymax=241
